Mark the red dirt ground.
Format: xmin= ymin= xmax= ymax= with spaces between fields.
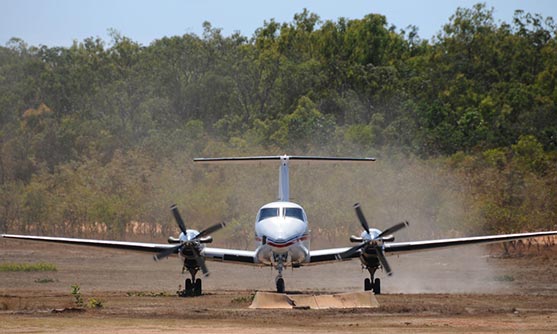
xmin=1 ymin=238 xmax=556 ymax=333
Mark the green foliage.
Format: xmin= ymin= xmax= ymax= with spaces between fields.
xmin=482 ymin=148 xmax=507 ymax=170
xmin=71 ymin=284 xmax=84 ymax=307
xmin=126 ymin=291 xmax=172 ymax=297
xmin=0 ymin=5 xmax=556 ymax=243
xmin=0 ymin=262 xmax=57 ymax=272
xmin=34 ymin=278 xmax=56 ymax=283
xmin=271 ymin=96 xmax=334 ymax=149
xmin=512 ymin=135 xmax=548 ymax=174
xmin=70 ymin=284 xmax=103 ymax=308
xmin=87 ymin=297 xmax=104 ymax=309
xmin=230 ymin=293 xmax=256 ymax=304
xmin=344 ymin=124 xmax=375 ymax=147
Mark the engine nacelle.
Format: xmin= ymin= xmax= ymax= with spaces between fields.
xmin=350 ymin=235 xmax=364 ymax=243
xmin=198 ymin=236 xmax=213 ymax=244
xmin=381 ymin=235 xmax=395 ymax=242
xmin=168 ymin=236 xmax=181 ymax=244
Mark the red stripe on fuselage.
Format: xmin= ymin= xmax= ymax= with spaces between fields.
xmin=264 ymin=235 xmax=309 ymax=248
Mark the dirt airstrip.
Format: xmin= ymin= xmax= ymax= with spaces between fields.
xmin=1 ymin=238 xmax=556 ymax=333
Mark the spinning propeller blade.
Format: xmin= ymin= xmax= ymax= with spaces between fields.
xmin=196 ymin=222 xmax=226 ymax=239
xmin=375 ymin=247 xmax=392 ymax=276
xmin=339 ymin=242 xmax=367 ymax=258
xmin=191 ymin=246 xmax=209 ymax=277
xmin=170 ymin=204 xmax=188 ymax=234
xmin=154 ymin=244 xmax=181 ymax=261
xmin=377 ymin=221 xmax=409 ymax=239
xmin=354 ymin=203 xmax=370 ymax=234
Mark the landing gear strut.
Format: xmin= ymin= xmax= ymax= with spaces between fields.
xmin=364 ymin=267 xmax=381 ymax=294
xmin=275 ymin=254 xmax=286 ymax=293
xmin=179 ymin=264 xmax=203 ymax=297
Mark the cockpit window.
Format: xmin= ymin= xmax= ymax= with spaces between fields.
xmin=285 ymin=208 xmax=305 ymax=221
xmin=258 ymin=208 xmax=279 ymax=221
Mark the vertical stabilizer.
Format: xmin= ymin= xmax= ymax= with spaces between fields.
xmin=279 ymin=155 xmax=290 ymax=201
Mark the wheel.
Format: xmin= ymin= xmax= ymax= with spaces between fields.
xmin=185 ymin=278 xmax=193 ymax=297
xmin=194 ymin=279 xmax=202 ymax=296
xmin=276 ymin=278 xmax=285 ymax=293
xmin=364 ymin=278 xmax=372 ymax=291
xmin=373 ymin=278 xmax=381 ymax=295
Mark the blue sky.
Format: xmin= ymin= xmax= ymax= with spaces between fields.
xmin=2 ymin=1 xmax=556 ymax=47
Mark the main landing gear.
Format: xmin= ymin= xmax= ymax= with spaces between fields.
xmin=364 ymin=267 xmax=381 ymax=294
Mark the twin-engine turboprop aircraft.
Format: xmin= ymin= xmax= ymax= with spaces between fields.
xmin=3 ymin=155 xmax=557 ymax=296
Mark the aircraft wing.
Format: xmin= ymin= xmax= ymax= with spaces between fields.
xmin=307 ymin=247 xmax=355 ymax=264
xmin=1 ymin=234 xmax=257 ymax=265
xmin=1 ymin=234 xmax=172 ymax=252
xmin=306 ymin=230 xmax=557 ymax=264
xmin=202 ymin=247 xmax=257 ymax=265
xmin=383 ymin=230 xmax=557 ymax=255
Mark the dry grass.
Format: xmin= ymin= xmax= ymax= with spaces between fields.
xmin=0 ymin=262 xmax=57 ymax=272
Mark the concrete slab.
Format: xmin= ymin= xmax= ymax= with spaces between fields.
xmin=249 ymin=291 xmax=295 ymax=309
xmin=249 ymin=291 xmax=379 ymax=309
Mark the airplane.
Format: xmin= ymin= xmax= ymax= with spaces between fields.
xmin=3 ymin=155 xmax=557 ymax=296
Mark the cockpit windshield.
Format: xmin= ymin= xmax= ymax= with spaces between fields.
xmin=257 ymin=206 xmax=306 ymax=222
xmin=285 ymin=208 xmax=305 ymax=221
xmin=258 ymin=208 xmax=279 ymax=221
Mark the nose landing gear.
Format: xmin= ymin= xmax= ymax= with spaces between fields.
xmin=364 ymin=267 xmax=381 ymax=294
xmin=178 ymin=263 xmax=203 ymax=297
xmin=274 ymin=254 xmax=286 ymax=293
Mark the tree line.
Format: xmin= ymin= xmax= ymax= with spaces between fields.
xmin=0 ymin=4 xmax=555 ymax=246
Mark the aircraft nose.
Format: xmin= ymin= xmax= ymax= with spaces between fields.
xmin=264 ymin=218 xmax=307 ymax=250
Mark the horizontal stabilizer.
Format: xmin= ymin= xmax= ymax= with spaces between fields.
xmin=194 ymin=155 xmax=376 ymax=164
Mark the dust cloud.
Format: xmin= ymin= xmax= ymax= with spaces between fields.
xmin=193 ymin=152 xmax=511 ymax=294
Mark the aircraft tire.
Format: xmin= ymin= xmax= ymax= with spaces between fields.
xmin=364 ymin=278 xmax=372 ymax=291
xmin=373 ymin=278 xmax=381 ymax=295
xmin=185 ymin=278 xmax=193 ymax=297
xmin=194 ymin=279 xmax=202 ymax=296
xmin=276 ymin=278 xmax=285 ymax=293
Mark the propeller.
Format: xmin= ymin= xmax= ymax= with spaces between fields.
xmin=340 ymin=203 xmax=409 ymax=276
xmin=171 ymin=204 xmax=188 ymax=234
xmin=154 ymin=204 xmax=226 ymax=277
xmin=354 ymin=203 xmax=370 ymax=234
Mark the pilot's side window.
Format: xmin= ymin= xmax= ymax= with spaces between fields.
xmin=258 ymin=208 xmax=279 ymax=221
xmin=285 ymin=208 xmax=305 ymax=221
